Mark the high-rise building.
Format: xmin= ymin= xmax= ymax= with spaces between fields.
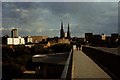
xmin=11 ymin=29 xmax=18 ymax=38
xmin=60 ymin=22 xmax=65 ymax=38
xmin=67 ymin=22 xmax=70 ymax=38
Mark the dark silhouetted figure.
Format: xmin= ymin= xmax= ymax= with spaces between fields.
xmin=76 ymin=43 xmax=81 ymax=50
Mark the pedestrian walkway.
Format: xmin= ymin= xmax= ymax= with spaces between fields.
xmin=72 ymin=50 xmax=111 ymax=79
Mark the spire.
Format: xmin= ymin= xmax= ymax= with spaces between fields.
xmin=60 ymin=21 xmax=65 ymax=38
xmin=67 ymin=22 xmax=70 ymax=38
xmin=68 ymin=22 xmax=69 ymax=32
xmin=61 ymin=21 xmax=63 ymax=29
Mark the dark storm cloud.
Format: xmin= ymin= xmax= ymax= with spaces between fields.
xmin=2 ymin=2 xmax=118 ymax=37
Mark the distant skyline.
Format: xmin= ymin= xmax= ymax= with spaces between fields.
xmin=2 ymin=2 xmax=118 ymax=37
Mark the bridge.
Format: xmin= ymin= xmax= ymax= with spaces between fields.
xmin=12 ymin=46 xmax=120 ymax=80
xmin=61 ymin=46 xmax=120 ymax=80
xmin=72 ymin=50 xmax=111 ymax=79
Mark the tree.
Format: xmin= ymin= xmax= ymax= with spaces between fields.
xmin=50 ymin=43 xmax=72 ymax=53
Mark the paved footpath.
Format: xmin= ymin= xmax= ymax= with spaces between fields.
xmin=72 ymin=50 xmax=111 ymax=79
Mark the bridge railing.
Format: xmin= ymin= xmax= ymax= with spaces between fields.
xmin=82 ymin=46 xmax=120 ymax=80
xmin=60 ymin=49 xmax=73 ymax=80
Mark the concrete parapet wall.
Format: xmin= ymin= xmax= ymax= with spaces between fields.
xmin=82 ymin=46 xmax=120 ymax=80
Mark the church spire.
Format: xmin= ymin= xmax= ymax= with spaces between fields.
xmin=60 ymin=21 xmax=65 ymax=38
xmin=67 ymin=22 xmax=70 ymax=38
xmin=61 ymin=21 xmax=63 ymax=29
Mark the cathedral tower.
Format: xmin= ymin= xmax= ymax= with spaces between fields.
xmin=67 ymin=22 xmax=70 ymax=38
xmin=60 ymin=22 xmax=65 ymax=38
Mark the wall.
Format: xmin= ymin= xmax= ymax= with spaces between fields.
xmin=82 ymin=46 xmax=120 ymax=80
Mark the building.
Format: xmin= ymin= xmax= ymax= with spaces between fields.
xmin=101 ymin=34 xmax=106 ymax=40
xmin=25 ymin=36 xmax=33 ymax=43
xmin=11 ymin=29 xmax=18 ymax=38
xmin=65 ymin=32 xmax=67 ymax=38
xmin=44 ymin=41 xmax=51 ymax=48
xmin=2 ymin=35 xmax=9 ymax=45
xmin=7 ymin=37 xmax=25 ymax=45
xmin=60 ymin=22 xmax=65 ymax=38
xmin=60 ymin=22 xmax=71 ymax=39
xmin=7 ymin=28 xmax=25 ymax=45
xmin=111 ymin=33 xmax=119 ymax=42
xmin=67 ymin=23 xmax=70 ymax=38
xmin=92 ymin=34 xmax=102 ymax=46
xmin=30 ymin=36 xmax=48 ymax=43
xmin=110 ymin=33 xmax=119 ymax=47
xmin=85 ymin=33 xmax=93 ymax=43
xmin=58 ymin=38 xmax=70 ymax=44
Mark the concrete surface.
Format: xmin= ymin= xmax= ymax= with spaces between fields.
xmin=72 ymin=50 xmax=111 ymax=79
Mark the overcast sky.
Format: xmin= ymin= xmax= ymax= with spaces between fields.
xmin=1 ymin=0 xmax=119 ymax=2
xmin=2 ymin=2 xmax=118 ymax=37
